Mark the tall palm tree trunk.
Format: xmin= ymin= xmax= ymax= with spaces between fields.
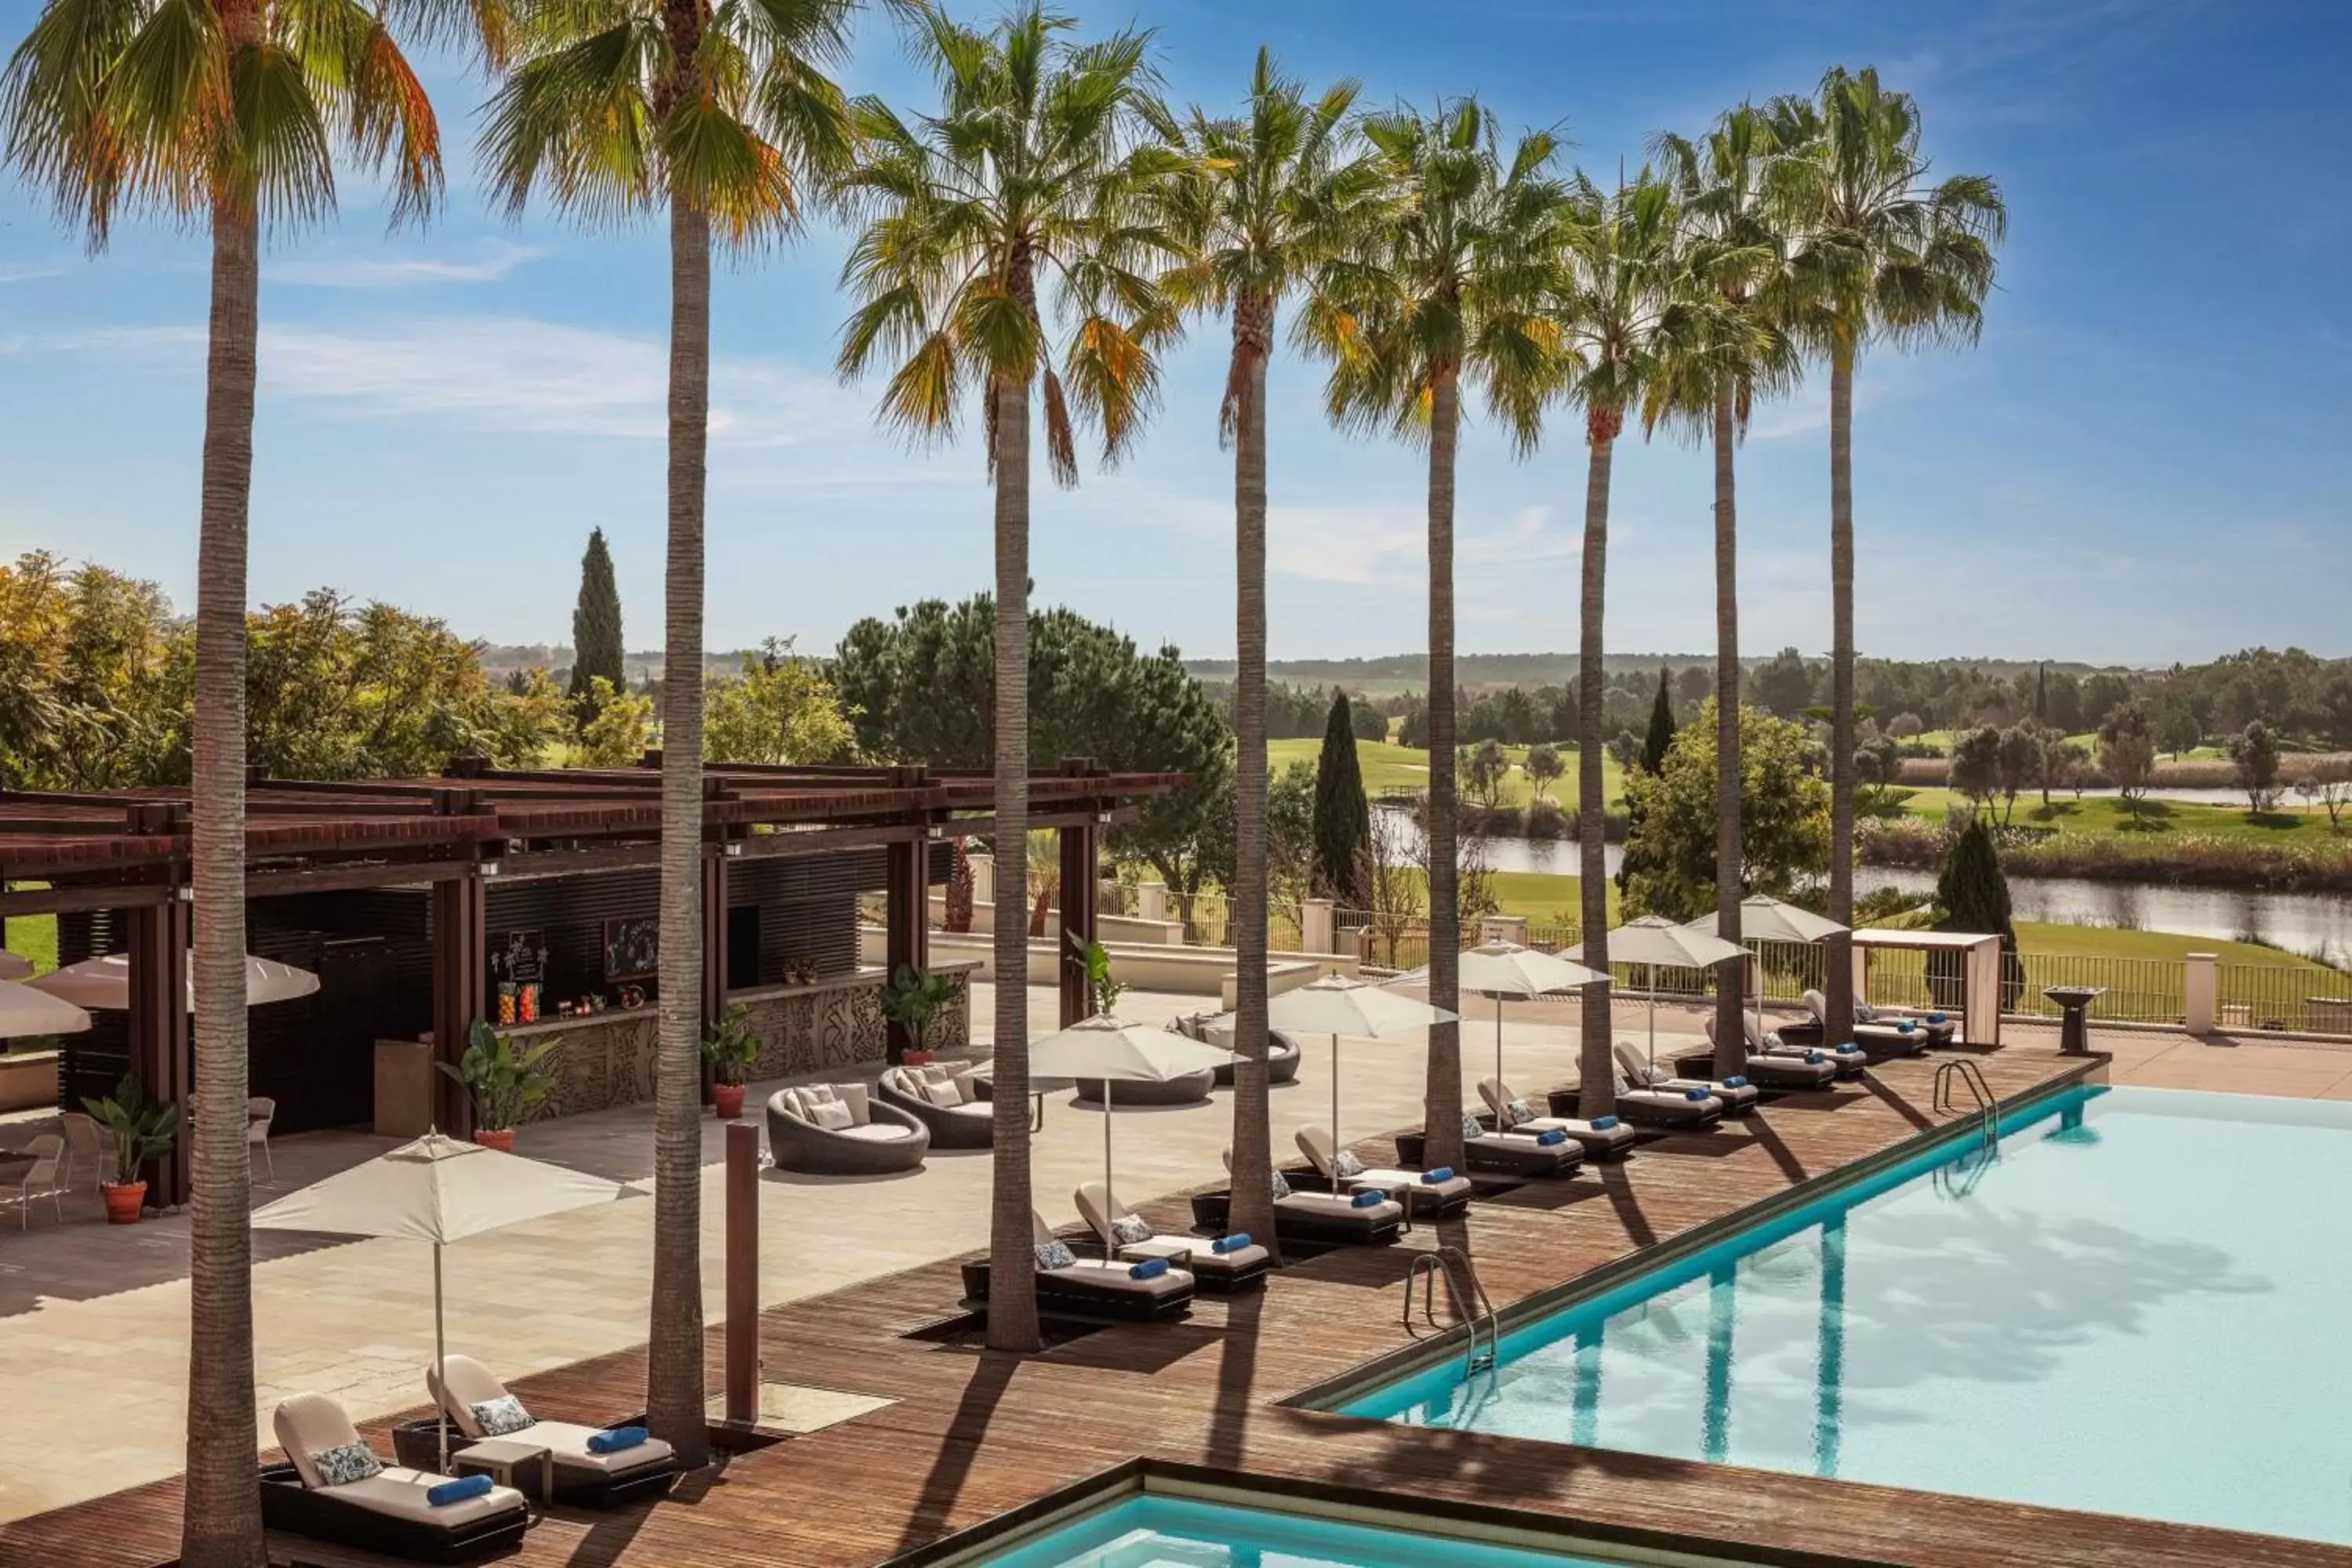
xmin=986 ymin=369 xmax=1040 ymax=1354
xmin=1421 ymin=369 xmax=1463 ymax=1169
xmin=1228 ymin=302 xmax=1276 ymax=1253
xmin=1824 ymin=347 xmax=1855 ymax=1042
xmin=1709 ymin=385 xmax=1745 ymax=1078
xmin=647 ymin=191 xmax=710 ymax=1467
xmin=1576 ymin=420 xmax=1617 ymax=1118
xmin=181 ymin=183 xmax=265 ymax=1568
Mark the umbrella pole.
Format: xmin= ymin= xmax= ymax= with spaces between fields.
xmin=1494 ymin=996 xmax=1504 ymax=1105
xmin=1330 ymin=1034 xmax=1340 ymax=1147
xmin=434 ymin=1240 xmax=448 ymax=1473
xmin=1647 ymin=964 xmax=1657 ymax=1074
xmin=1100 ymin=1078 xmax=1114 ymax=1256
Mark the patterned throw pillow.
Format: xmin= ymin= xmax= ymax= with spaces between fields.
xmin=1111 ymin=1214 xmax=1153 ymax=1246
xmin=1461 ymin=1114 xmax=1486 ymax=1142
xmin=1331 ymin=1149 xmax=1366 ymax=1179
xmin=311 ymin=1443 xmax=382 ymax=1488
xmin=1504 ymin=1098 xmax=1534 ymax=1128
xmin=808 ymin=1100 xmax=855 ymax=1131
xmin=1033 ymin=1238 xmax=1077 ymax=1272
xmin=1269 ymin=1170 xmax=1291 ymax=1200
xmin=471 ymin=1394 xmax=534 ymax=1438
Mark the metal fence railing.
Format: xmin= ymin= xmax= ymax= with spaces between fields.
xmin=1097 ymin=880 xmax=1136 ymax=917
xmin=2215 ymin=966 xmax=2352 ymax=1036
xmin=1178 ymin=891 xmax=1302 ymax=953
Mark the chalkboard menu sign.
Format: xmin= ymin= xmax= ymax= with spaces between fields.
xmin=494 ymin=930 xmax=547 ymax=985
xmin=603 ymin=915 xmax=659 ymax=982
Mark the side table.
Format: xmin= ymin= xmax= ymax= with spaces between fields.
xmin=450 ymin=1436 xmax=554 ymax=1504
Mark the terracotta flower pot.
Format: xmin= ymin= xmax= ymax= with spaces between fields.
xmin=474 ymin=1127 xmax=516 ymax=1153
xmin=713 ymin=1083 xmax=746 ymax=1120
xmin=902 ymin=1050 xmax=933 ymax=1067
xmin=101 ymin=1181 xmax=147 ymax=1225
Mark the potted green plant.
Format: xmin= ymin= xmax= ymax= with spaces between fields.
xmin=701 ymin=1002 xmax=761 ymax=1119
xmin=879 ymin=965 xmax=958 ymax=1063
xmin=1066 ymin=931 xmax=1124 ymax=1014
xmin=82 ymin=1073 xmax=180 ymax=1225
xmin=436 ymin=1018 xmax=559 ymax=1152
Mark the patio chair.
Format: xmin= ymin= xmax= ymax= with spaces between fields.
xmin=59 ymin=1111 xmax=114 ymax=1194
xmin=1073 ymin=1178 xmax=1269 ymax=1291
xmin=1294 ymin=1125 xmax=1472 ymax=1219
xmin=1613 ymin=1040 xmax=1762 ymax=1115
xmin=1478 ymin=1079 xmax=1639 ymax=1159
xmin=425 ymin=1353 xmax=677 ymax=1506
xmin=4 ymin=1134 xmax=66 ymax=1229
xmin=765 ymin=1083 xmax=930 ymax=1175
xmin=249 ymin=1096 xmax=277 ymax=1178
xmin=1705 ymin=1014 xmax=1859 ymax=1083
xmin=262 ymin=1392 xmax=528 ymax=1563
xmin=1217 ymin=1149 xmax=1404 ymax=1248
xmin=876 ymin=1058 xmax=993 ymax=1149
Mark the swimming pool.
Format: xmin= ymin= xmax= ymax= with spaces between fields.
xmin=1341 ymin=1085 xmax=2352 ymax=1547
xmin=969 ymin=1494 xmax=1635 ymax=1566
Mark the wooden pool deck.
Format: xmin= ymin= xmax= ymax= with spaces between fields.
xmin=10 ymin=1042 xmax=2345 ymax=1568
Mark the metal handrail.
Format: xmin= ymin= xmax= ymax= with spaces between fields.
xmin=1933 ymin=1058 xmax=1998 ymax=1160
xmin=1403 ymin=1245 xmax=1500 ymax=1378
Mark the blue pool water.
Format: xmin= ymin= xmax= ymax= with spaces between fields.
xmin=975 ymin=1495 xmax=1632 ymax=1566
xmin=1343 ymin=1086 xmax=2352 ymax=1546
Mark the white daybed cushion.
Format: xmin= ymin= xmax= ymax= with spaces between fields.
xmin=838 ymin=1123 xmax=913 ymax=1142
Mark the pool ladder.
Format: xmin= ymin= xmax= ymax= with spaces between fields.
xmin=1933 ymin=1058 xmax=1999 ymax=1161
xmin=1403 ymin=1246 xmax=1499 ymax=1379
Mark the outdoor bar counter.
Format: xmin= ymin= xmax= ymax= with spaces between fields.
xmin=494 ymin=958 xmax=979 ymax=1124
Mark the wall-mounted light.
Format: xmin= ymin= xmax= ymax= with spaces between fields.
xmin=479 ymin=859 xmax=503 ymax=878
xmin=1096 ymin=811 xmax=1112 ymax=826
xmin=723 ymin=841 xmax=745 ymax=858
xmin=174 ymin=885 xmax=194 ymax=902
xmin=926 ymin=824 xmax=945 ymax=840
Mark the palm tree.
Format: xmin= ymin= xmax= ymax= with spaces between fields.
xmin=1651 ymin=108 xmax=1801 ymax=1077
xmin=1303 ymin=100 xmax=1564 ymax=1163
xmin=5 ymin=1 xmax=446 ymax=1559
xmin=1552 ymin=168 xmax=1715 ymax=1116
xmin=1150 ymin=50 xmax=1384 ymax=1258
xmin=1769 ymin=67 xmax=2005 ymax=1042
xmin=482 ymin=0 xmax=856 ymax=1462
xmin=838 ymin=2 xmax=1179 ymax=1352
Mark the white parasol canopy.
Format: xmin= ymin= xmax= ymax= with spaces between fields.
xmin=1219 ymin=975 xmax=1457 ymax=1154
xmin=1588 ymin=916 xmax=1744 ymax=1071
xmin=1403 ymin=942 xmax=1606 ymax=1102
xmin=30 ymin=952 xmax=320 ymax=1011
xmin=1682 ymin=896 xmax=1848 ymax=1045
xmin=0 ymin=950 xmax=32 ymax=982
xmin=1026 ymin=1015 xmax=1236 ymax=1254
xmin=253 ymin=1131 xmax=641 ymax=1468
xmin=0 ymin=979 xmax=92 ymax=1038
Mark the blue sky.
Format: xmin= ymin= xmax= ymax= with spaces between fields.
xmin=2 ymin=0 xmax=2346 ymax=669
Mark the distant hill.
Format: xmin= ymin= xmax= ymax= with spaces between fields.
xmin=1182 ymin=652 xmax=2125 ymax=693
xmin=475 ymin=645 xmax=759 ymax=681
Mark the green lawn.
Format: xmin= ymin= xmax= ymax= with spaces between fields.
xmin=1895 ymin=787 xmax=2345 ymax=844
xmin=1265 ymin=737 xmax=1625 ymax=810
xmin=2 ymin=911 xmax=56 ymax=975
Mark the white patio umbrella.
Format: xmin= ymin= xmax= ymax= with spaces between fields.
xmin=0 ymin=979 xmax=92 ymax=1038
xmin=1025 ymin=1015 xmax=1236 ymax=1254
xmin=1587 ymin=916 xmax=1744 ymax=1073
xmin=1681 ymin=896 xmax=1848 ymax=1044
xmin=30 ymin=951 xmax=319 ymax=1011
xmin=252 ymin=1131 xmax=642 ymax=1469
xmin=1211 ymin=975 xmax=1456 ymax=1153
xmin=0 ymin=950 xmax=32 ymax=982
xmin=1403 ymin=942 xmax=1606 ymax=1098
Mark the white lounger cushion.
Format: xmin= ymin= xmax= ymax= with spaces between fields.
xmin=1044 ymin=1258 xmax=1195 ymax=1296
xmin=521 ymin=1420 xmax=675 ymax=1475
xmin=1276 ymin=1191 xmax=1403 ymax=1224
xmin=329 ymin=1468 xmax=527 ymax=1528
xmin=1477 ymin=1079 xmax=1639 ymax=1147
xmin=1348 ymin=1166 xmax=1472 ymax=1197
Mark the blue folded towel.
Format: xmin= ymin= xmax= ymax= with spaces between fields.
xmin=586 ymin=1425 xmax=648 ymax=1455
xmin=1535 ymin=1129 xmax=1567 ymax=1146
xmin=1212 ymin=1232 xmax=1251 ymax=1254
xmin=1684 ymin=1087 xmax=1711 ymax=1102
xmin=1804 ymin=1050 xmax=1826 ymax=1064
xmin=1350 ymin=1189 xmax=1386 ymax=1208
xmin=1722 ymin=1076 xmax=1748 ymax=1090
xmin=1590 ymin=1115 xmax=1620 ymax=1131
xmin=1420 ymin=1167 xmax=1454 ymax=1184
xmin=1841 ymin=1040 xmax=1861 ymax=1054
xmin=1896 ymin=1019 xmax=1917 ymax=1033
xmin=1928 ymin=1011 xmax=1948 ymax=1024
xmin=1129 ymin=1257 xmax=1169 ymax=1279
xmin=426 ymin=1474 xmax=493 ymax=1507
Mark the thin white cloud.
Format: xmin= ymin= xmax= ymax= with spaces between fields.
xmin=268 ymin=241 xmax=544 ymax=289
xmin=0 ymin=260 xmax=69 ymax=285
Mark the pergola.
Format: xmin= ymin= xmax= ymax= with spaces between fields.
xmin=1849 ymin=927 xmax=2005 ymax=1047
xmin=0 ymin=753 xmax=1181 ymax=1202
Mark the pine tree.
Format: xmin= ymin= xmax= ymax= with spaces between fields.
xmin=1641 ymin=666 xmax=1678 ymax=775
xmin=568 ymin=528 xmax=624 ymax=721
xmin=1312 ymin=690 xmax=1371 ymax=905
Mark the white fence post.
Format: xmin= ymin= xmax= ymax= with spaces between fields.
xmin=1136 ymin=880 xmax=1168 ymax=923
xmin=1301 ymin=897 xmax=1335 ymax=955
xmin=2183 ymin=952 xmax=2218 ymax=1036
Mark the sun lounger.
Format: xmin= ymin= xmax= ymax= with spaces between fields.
xmin=1479 ymin=1078 xmax=1639 ymax=1158
xmin=1220 ymin=1149 xmax=1404 ymax=1247
xmin=263 ymin=1393 xmax=528 ymax=1564
xmin=1614 ymin=1041 xmax=1761 ymax=1114
xmin=1021 ymin=1210 xmax=1196 ymax=1319
xmin=1075 ymin=1180 xmax=1269 ymax=1290
xmin=1414 ymin=1119 xmax=1586 ymax=1179
xmin=1690 ymin=1017 xmax=1842 ymax=1090
xmin=1806 ymin=989 xmax=1939 ymax=1058
xmin=1714 ymin=1013 xmax=1869 ymax=1080
xmin=1294 ymin=1124 xmax=1472 ymax=1218
xmin=426 ymin=1354 xmax=677 ymax=1506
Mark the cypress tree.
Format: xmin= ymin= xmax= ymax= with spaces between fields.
xmin=568 ymin=528 xmax=624 ymax=720
xmin=2033 ymin=661 xmax=2048 ymax=724
xmin=1933 ymin=814 xmax=2023 ymax=1007
xmin=1640 ymin=666 xmax=1678 ymax=775
xmin=1312 ymin=689 xmax=1371 ymax=905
